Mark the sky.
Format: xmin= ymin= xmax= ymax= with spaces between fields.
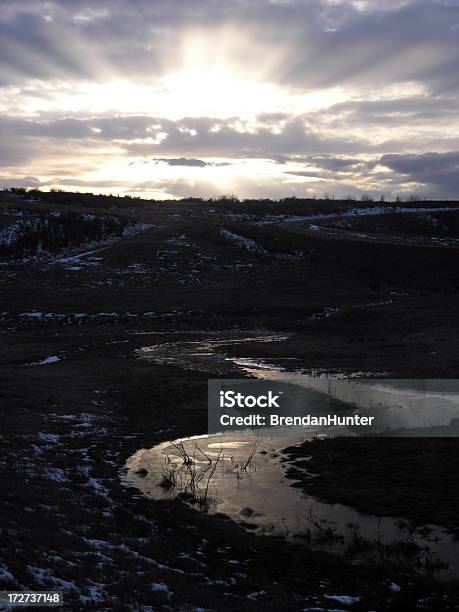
xmin=1 ymin=0 xmax=459 ymax=200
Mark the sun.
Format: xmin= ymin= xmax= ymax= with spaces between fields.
xmin=10 ymin=24 xmax=346 ymax=121
xmin=159 ymin=70 xmax=284 ymax=118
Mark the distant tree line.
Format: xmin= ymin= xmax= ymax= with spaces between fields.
xmin=0 ymin=187 xmax=451 ymax=216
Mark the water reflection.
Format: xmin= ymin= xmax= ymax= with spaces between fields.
xmin=235 ymin=360 xmax=459 ymax=433
xmin=127 ymin=342 xmax=459 ymax=578
xmin=124 ymin=427 xmax=459 ymax=579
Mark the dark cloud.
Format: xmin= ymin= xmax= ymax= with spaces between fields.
xmin=0 ymin=1 xmax=458 ymax=91
xmin=380 ymin=151 xmax=459 ymax=195
xmin=0 ymin=175 xmax=41 ymax=189
xmin=123 ymin=116 xmax=369 ymax=158
xmin=0 ymin=117 xmax=93 ymax=139
xmin=305 ymin=156 xmax=369 ymax=172
xmin=281 ymin=150 xmax=459 ymax=197
xmin=0 ymin=13 xmax=96 ymax=86
xmin=318 ymin=97 xmax=459 ymax=129
xmin=152 ymin=158 xmax=211 ymax=167
xmin=283 ymin=155 xmax=376 ymax=182
xmin=0 ymin=114 xmax=369 ymax=159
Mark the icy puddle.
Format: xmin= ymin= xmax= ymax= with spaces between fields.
xmin=124 ymin=426 xmax=459 ymax=579
xmin=235 ymin=359 xmax=459 ymax=432
xmin=125 ymin=347 xmax=459 ymax=578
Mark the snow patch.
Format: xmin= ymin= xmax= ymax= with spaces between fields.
xmin=44 ymin=468 xmax=67 ymax=482
xmin=20 ymin=311 xmax=44 ymax=318
xmin=38 ymin=433 xmax=60 ymax=443
xmin=0 ymin=222 xmax=22 ymax=246
xmin=0 ymin=565 xmax=14 ymax=581
xmin=151 ymin=582 xmax=173 ymax=597
xmin=309 ymin=307 xmax=340 ymax=320
xmin=247 ymin=590 xmax=266 ymax=600
xmin=325 ymin=594 xmax=362 ymax=605
xmin=220 ymin=229 xmax=267 ymax=254
xmin=27 ymin=355 xmax=61 ymax=366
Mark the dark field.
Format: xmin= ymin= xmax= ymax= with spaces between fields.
xmin=284 ymin=438 xmax=459 ymax=532
xmin=1 ymin=192 xmax=459 ymax=610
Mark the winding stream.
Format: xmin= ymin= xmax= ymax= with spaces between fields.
xmin=123 ymin=337 xmax=459 ymax=579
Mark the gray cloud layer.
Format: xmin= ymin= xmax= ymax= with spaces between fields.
xmin=1 ymin=0 xmax=458 ymax=198
xmin=1 ymin=1 xmax=458 ymax=91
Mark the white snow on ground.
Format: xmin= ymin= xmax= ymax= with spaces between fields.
xmin=80 ymin=538 xmax=186 ymax=575
xmin=26 ymin=565 xmax=49 ymax=583
xmin=0 ymin=222 xmax=22 ymax=246
xmin=27 ymin=355 xmax=61 ymax=366
xmin=1 ymin=207 xmax=25 ymax=217
xmin=151 ymin=582 xmax=173 ymax=597
xmin=14 ymin=310 xmax=172 ymax=321
xmin=304 ymin=608 xmax=347 ymax=612
xmin=44 ymin=468 xmax=67 ymax=482
xmin=27 ymin=565 xmax=77 ymax=592
xmin=87 ymin=477 xmax=111 ymax=499
xmin=0 ymin=565 xmax=14 ymax=581
xmin=54 ymin=223 xmax=153 ymax=267
xmin=35 ymin=355 xmax=61 ymax=365
xmin=325 ymin=594 xmax=362 ymax=605
xmin=57 ymin=250 xmax=104 ymax=264
xmin=304 ymin=608 xmax=346 ymax=612
xmin=122 ymin=223 xmax=153 ymax=237
xmin=309 ymin=307 xmax=340 ymax=320
xmin=259 ymin=205 xmax=459 ymax=225
xmin=16 ymin=306 xmax=124 ymax=321
xmin=220 ymin=229 xmax=267 ymax=254
xmin=79 ymin=582 xmax=106 ymax=603
xmin=246 ymin=590 xmax=267 ymax=600
xmin=166 ymin=234 xmax=192 ymax=247
xmin=0 ymin=216 xmax=152 ymax=259
xmin=221 ymin=212 xmax=258 ymax=222
xmin=38 ymin=433 xmax=60 ymax=443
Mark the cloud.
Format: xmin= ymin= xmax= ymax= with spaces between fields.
xmin=152 ymin=158 xmax=212 ymax=167
xmin=0 ymin=114 xmax=370 ymax=163
xmin=130 ymin=178 xmax=222 ymax=199
xmin=0 ymin=1 xmax=458 ymax=92
xmin=319 ymin=96 xmax=459 ymax=128
xmin=0 ymin=1 xmax=458 ymax=198
xmin=0 ymin=175 xmax=41 ymax=189
xmin=0 ymin=139 xmax=39 ymax=167
xmin=305 ymin=155 xmax=370 ymax=171
xmin=123 ymin=116 xmax=369 ymax=158
xmin=380 ymin=151 xmax=459 ymax=196
xmin=0 ymin=113 xmax=366 ymax=155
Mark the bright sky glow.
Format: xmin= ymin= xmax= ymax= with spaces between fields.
xmin=1 ymin=0 xmax=458 ymax=199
